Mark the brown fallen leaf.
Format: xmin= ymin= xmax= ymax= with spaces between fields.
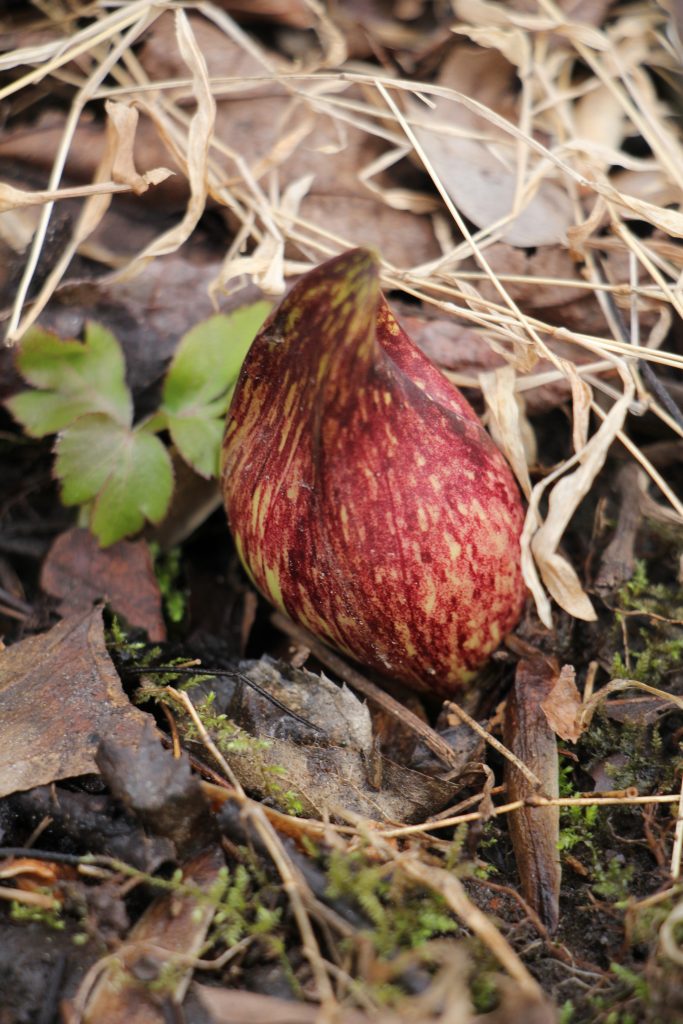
xmin=397 ymin=310 xmax=595 ymax=416
xmin=398 ymin=313 xmax=506 ymax=380
xmin=40 ymin=528 xmax=166 ymax=642
xmin=540 ymin=664 xmax=583 ymax=744
xmin=295 ymin=194 xmax=439 ymax=269
xmin=408 ymin=46 xmax=574 ymax=247
xmin=475 ymin=243 xmax=587 ymax=310
xmin=503 ymin=658 xmax=561 ymax=934
xmin=77 ymin=845 xmax=225 ymax=1024
xmin=0 ymin=607 xmax=152 ymax=798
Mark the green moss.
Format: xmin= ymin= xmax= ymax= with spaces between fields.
xmin=576 ymin=711 xmax=680 ymax=794
xmin=185 ymin=690 xmax=271 ymax=755
xmin=261 ymin=763 xmax=305 ymax=817
xmin=612 ymin=560 xmax=683 ymax=686
xmin=593 ymin=858 xmax=635 ymax=903
xmin=609 ymin=962 xmax=650 ymax=1002
xmin=325 ymin=848 xmax=458 ymax=959
xmin=10 ymin=897 xmax=65 ymax=931
xmin=149 ymin=543 xmax=186 ymax=624
xmin=106 ymin=614 xmax=154 ymax=656
xmin=559 ymin=1000 xmax=576 ymax=1024
xmin=558 ymin=756 xmax=600 ymax=853
xmin=470 ymin=971 xmax=499 ymax=1014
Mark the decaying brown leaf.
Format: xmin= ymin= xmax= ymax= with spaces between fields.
xmin=40 ymin=528 xmax=166 ymax=642
xmin=503 ymin=658 xmax=561 ymax=933
xmin=184 ymin=657 xmax=457 ymax=823
xmin=480 ymin=364 xmax=534 ymax=499
xmin=8 ymin=784 xmax=175 ymax=873
xmin=0 ymin=607 xmax=151 ymax=798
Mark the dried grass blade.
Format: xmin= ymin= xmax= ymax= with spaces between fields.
xmin=4 ymin=7 xmax=159 ymax=344
xmin=528 ymin=363 xmax=635 ymax=621
xmin=480 ymin=365 xmax=534 ymax=499
xmin=119 ymin=9 xmax=216 ymax=270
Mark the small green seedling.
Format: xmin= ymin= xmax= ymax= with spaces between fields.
xmin=6 ymin=304 xmax=270 ymax=546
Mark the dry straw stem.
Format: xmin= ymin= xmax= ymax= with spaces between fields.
xmin=671 ymin=771 xmax=683 ymax=881
xmin=379 ymin=792 xmax=683 ymax=841
xmin=2 ymin=1 xmax=683 ymax=622
xmin=382 ymin=675 xmax=683 ymax=841
xmin=444 ymin=698 xmax=544 ymax=791
xmin=659 ymin=899 xmax=683 ymax=966
xmin=0 ymin=175 xmax=171 ymax=213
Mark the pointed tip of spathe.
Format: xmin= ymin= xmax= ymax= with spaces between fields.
xmin=325 ymin=246 xmax=381 ymax=279
xmin=285 ymin=248 xmax=382 ymax=324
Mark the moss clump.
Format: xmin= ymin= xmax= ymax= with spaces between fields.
xmin=150 ymin=542 xmax=186 ymax=625
xmin=558 ymin=756 xmax=600 ymax=853
xmin=611 ymin=560 xmax=683 ymax=687
xmin=325 ymin=848 xmax=459 ymax=958
xmin=576 ymin=712 xmax=680 ymax=794
xmin=10 ymin=897 xmax=65 ymax=931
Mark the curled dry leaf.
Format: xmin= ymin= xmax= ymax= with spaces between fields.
xmin=539 ymin=664 xmax=584 ymax=743
xmin=118 ymin=9 xmax=217 ymax=275
xmin=503 ymin=658 xmax=561 ymax=934
xmin=480 ymin=364 xmax=534 ymax=499
xmin=524 ymin=361 xmax=634 ymax=626
xmin=563 ymin=360 xmax=593 ymax=454
xmin=105 ymin=99 xmax=173 ymax=196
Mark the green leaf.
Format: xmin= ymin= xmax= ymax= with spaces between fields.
xmin=5 ymin=390 xmax=97 ymax=438
xmin=55 ymin=414 xmax=174 ymax=546
xmin=161 ymin=304 xmax=270 ymax=478
xmin=162 ymin=304 xmax=271 ymax=414
xmin=165 ymin=415 xmax=224 ymax=478
xmin=6 ymin=323 xmax=132 ymax=436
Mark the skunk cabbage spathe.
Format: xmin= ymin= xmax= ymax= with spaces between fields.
xmin=221 ymin=249 xmax=525 ymax=697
